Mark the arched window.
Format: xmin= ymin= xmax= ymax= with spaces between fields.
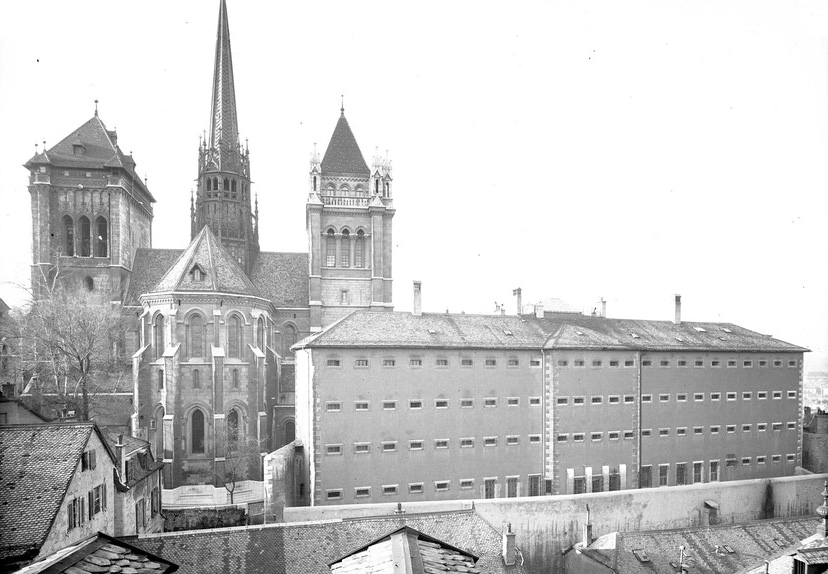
xmin=63 ymin=215 xmax=75 ymax=256
xmin=78 ymin=216 xmax=91 ymax=257
xmin=231 ymin=180 xmax=236 ymax=192
xmin=191 ymin=410 xmax=205 ymax=454
xmin=313 ymin=176 xmax=317 ymax=192
xmin=206 ymin=178 xmax=212 ymax=191
xmin=257 ymin=316 xmax=265 ymax=350
xmin=282 ymin=323 xmax=297 ymax=358
xmin=227 ymin=314 xmax=242 ymax=358
xmin=154 ymin=314 xmax=165 ymax=359
xmin=95 ymin=217 xmax=108 ymax=257
xmin=232 ymin=368 xmax=240 ymax=389
xmin=284 ymin=420 xmax=295 ymax=445
xmin=384 ymin=182 xmax=390 ymax=196
xmin=193 ymin=369 xmax=201 ymax=389
xmin=227 ymin=409 xmax=240 ymax=444
xmin=157 ymin=370 xmax=164 ymax=390
xmin=83 ymin=276 xmax=94 ymax=291
xmin=213 ymin=177 xmax=219 ymax=191
xmin=340 ymin=229 xmax=350 ymax=267
xmin=325 ymin=229 xmax=336 ymax=267
xmin=223 ymin=178 xmax=230 ymax=191
xmin=187 ymin=314 xmax=204 ymax=359
xmin=355 ymin=230 xmax=365 ymax=268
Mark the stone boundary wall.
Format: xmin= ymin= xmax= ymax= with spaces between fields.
xmin=285 ymin=473 xmax=828 ymax=574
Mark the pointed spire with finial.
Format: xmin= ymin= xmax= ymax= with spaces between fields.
xmin=208 ymin=0 xmax=240 ymax=168
xmin=94 ymin=99 xmax=99 ymax=117
xmin=340 ymin=94 xmax=344 ymax=116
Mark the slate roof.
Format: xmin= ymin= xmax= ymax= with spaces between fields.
xmin=249 ymin=252 xmax=309 ymax=308
xmin=0 ymin=423 xmax=115 ymax=563
xmin=296 ymin=310 xmax=808 ymax=353
xmin=145 ymin=226 xmax=262 ymax=299
xmin=133 ymin=510 xmax=523 ymax=574
xmin=23 ymin=115 xmax=154 ymax=203
xmin=575 ymin=517 xmax=820 ymax=574
xmin=320 ymin=112 xmax=370 ymax=176
xmin=329 ymin=526 xmax=482 ymax=574
xmin=13 ymin=532 xmax=177 ymax=574
xmin=102 ymin=429 xmax=163 ymax=488
xmin=123 ymin=249 xmax=183 ymax=306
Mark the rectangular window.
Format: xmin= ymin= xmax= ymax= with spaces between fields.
xmin=710 ymin=425 xmax=720 ymax=434
xmin=772 ymin=422 xmax=783 ymax=431
xmin=460 ymin=437 xmax=474 ymax=448
xmin=659 ymin=394 xmax=670 ymax=402
xmin=382 ymin=359 xmax=396 ymax=367
xmin=461 ymin=359 xmax=473 ymax=367
xmin=326 ymin=490 xmax=342 ymax=501
xmin=434 ymin=438 xmax=449 ymax=449
xmin=711 ymin=392 xmax=721 ymax=401
xmin=742 ymin=457 xmax=752 ymax=466
xmin=642 ymin=394 xmax=652 ymax=403
xmin=355 ymin=487 xmax=371 ymax=498
xmin=529 ymin=397 xmax=541 ymax=406
xmin=326 ymin=359 xmax=341 ymax=367
xmin=624 ymin=360 xmax=635 ymax=367
xmin=530 ymin=359 xmax=541 ymax=367
xmin=529 ymin=434 xmax=541 ymax=444
xmin=435 ymin=358 xmax=448 ymax=367
xmin=355 ymin=401 xmax=369 ymax=411
xmin=485 ymin=359 xmax=497 ymax=367
xmin=81 ymin=450 xmax=97 ymax=471
xmin=710 ymin=460 xmax=720 ymax=481
xmin=774 ymin=360 xmax=783 ymax=367
xmin=557 ymin=397 xmax=569 ymax=405
xmin=574 ymin=360 xmax=585 ymax=367
xmin=659 ymin=428 xmax=669 ymax=437
xmin=694 ymin=426 xmax=703 ymax=435
xmin=743 ymin=360 xmax=752 ymax=368
xmin=660 ymin=360 xmax=670 ymax=367
xmin=787 ymin=421 xmax=796 ymax=430
xmin=693 ymin=462 xmax=702 ymax=483
xmin=409 ymin=440 xmax=423 ymax=450
xmin=623 ymin=430 xmax=634 ymax=439
xmin=726 ymin=359 xmax=737 ymax=368
xmin=757 ymin=456 xmax=767 ymax=464
xmin=591 ymin=432 xmax=602 ymax=442
xmin=694 ymin=393 xmax=704 ymax=401
xmin=609 ymin=360 xmax=619 ymax=367
xmin=382 ymin=400 xmax=396 ymax=410
xmin=557 ymin=433 xmax=569 ymax=442
xmin=641 ymin=429 xmax=652 ymax=438
xmin=694 ymin=360 xmax=704 ymax=367
xmin=435 ymin=399 xmax=449 ymax=409
xmin=676 ymin=427 xmax=687 ymax=436
xmin=460 ymin=479 xmax=475 ymax=490
xmin=408 ymin=483 xmax=424 ymax=494
xmin=558 ymin=360 xmax=568 ymax=367
xmin=773 ymin=391 xmax=783 ymax=399
xmin=529 ymin=475 xmax=541 ymax=497
xmin=726 ymin=392 xmax=736 ymax=401
xmin=609 ymin=431 xmax=620 ymax=440
xmin=788 ymin=390 xmax=797 ymax=399
xmin=642 ymin=360 xmax=652 ymax=367
xmin=484 ymin=436 xmax=498 ymax=447
xmin=592 ymin=474 xmax=605 ymax=493
xmin=711 ymin=360 xmax=721 ymax=367
xmin=507 ymin=397 xmax=520 ymax=406
xmin=573 ymin=433 xmax=585 ymax=442
xmin=325 ymin=444 xmax=342 ymax=455
xmin=677 ymin=393 xmax=687 ymax=402
xmin=354 ymin=442 xmax=370 ymax=454
xmin=382 ymin=441 xmax=397 ymax=452
xmin=676 ymin=463 xmax=687 ymax=486
xmin=573 ymin=477 xmax=587 ymax=494
xmin=743 ymin=424 xmax=752 ymax=432
xmin=409 ymin=358 xmax=422 ymax=367
xmin=325 ymin=402 xmax=341 ymax=412
xmin=758 ymin=423 xmax=767 ymax=431
xmin=591 ymin=396 xmax=603 ymax=405
xmin=788 ymin=360 xmax=797 ymax=368
xmin=435 ymin=480 xmax=450 ymax=492
xmin=624 ymin=395 xmax=635 ymax=404
xmin=678 ymin=360 xmax=687 ymax=367
xmin=460 ymin=398 xmax=474 ymax=408
xmin=772 ymin=454 xmax=782 ymax=463
xmin=786 ymin=454 xmax=796 ymax=462
xmin=659 ymin=465 xmax=669 ymax=486
xmin=640 ymin=466 xmax=652 ymax=488
xmin=743 ymin=392 xmax=752 ymax=400
xmin=484 ymin=479 xmax=496 ymax=499
xmin=759 ymin=360 xmax=768 ymax=367
xmin=609 ymin=395 xmax=620 ymax=404
xmin=726 ymin=425 xmax=736 ymax=433
xmin=758 ymin=391 xmax=768 ymax=400
xmin=508 ymin=358 xmax=519 ymax=368
xmin=592 ymin=360 xmax=602 ymax=367
xmin=484 ymin=397 xmax=497 ymax=407
xmin=382 ymin=485 xmax=398 ymax=496
xmin=506 ymin=435 xmax=520 ymax=446
xmin=409 ymin=399 xmax=423 ymax=409
xmin=354 ymin=359 xmax=369 ymax=368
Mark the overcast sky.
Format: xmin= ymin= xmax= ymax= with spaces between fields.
xmin=1 ymin=1 xmax=827 ymax=370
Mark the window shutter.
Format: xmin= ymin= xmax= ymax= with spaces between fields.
xmin=102 ymin=484 xmax=107 ymax=510
xmin=88 ymin=492 xmax=93 ymax=519
xmin=67 ymin=504 xmax=73 ymax=530
xmin=91 ymin=450 xmax=96 ymax=470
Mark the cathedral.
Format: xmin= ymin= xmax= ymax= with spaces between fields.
xmin=23 ymin=0 xmax=395 ymax=488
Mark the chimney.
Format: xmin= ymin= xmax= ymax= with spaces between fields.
xmin=413 ymin=281 xmax=422 ymax=316
xmin=600 ymin=297 xmax=607 ymax=318
xmin=115 ymin=434 xmax=126 ymax=480
xmin=502 ymin=522 xmax=517 ymax=566
xmin=674 ymin=294 xmax=682 ymax=325
xmin=513 ymin=288 xmax=522 ymax=316
xmin=582 ymin=504 xmax=593 ymax=546
xmin=535 ymin=304 xmax=544 ymax=319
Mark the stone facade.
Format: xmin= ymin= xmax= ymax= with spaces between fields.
xmin=803 ymin=410 xmax=828 ymax=473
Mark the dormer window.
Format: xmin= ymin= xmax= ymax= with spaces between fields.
xmin=190 ymin=264 xmax=206 ymax=282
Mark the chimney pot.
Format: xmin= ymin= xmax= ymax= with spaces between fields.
xmin=502 ymin=522 xmax=517 ymax=566
xmin=601 ymin=297 xmax=607 ymax=318
xmin=413 ymin=281 xmax=422 ymax=316
xmin=674 ymin=294 xmax=682 ymax=325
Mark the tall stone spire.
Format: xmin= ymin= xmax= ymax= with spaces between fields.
xmin=194 ymin=0 xmax=257 ymax=275
xmin=209 ymin=0 xmax=240 ymax=170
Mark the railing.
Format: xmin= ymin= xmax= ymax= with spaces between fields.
xmin=321 ymin=195 xmax=369 ymax=207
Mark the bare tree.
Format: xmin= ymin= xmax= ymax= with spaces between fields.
xmin=216 ymin=426 xmax=264 ymax=505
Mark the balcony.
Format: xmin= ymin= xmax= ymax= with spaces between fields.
xmin=321 ymin=195 xmax=368 ymax=207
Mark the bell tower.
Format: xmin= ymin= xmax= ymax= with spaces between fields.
xmin=193 ymin=0 xmax=258 ymax=275
xmin=306 ymin=106 xmax=395 ymax=331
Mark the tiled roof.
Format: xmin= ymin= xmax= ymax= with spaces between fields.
xmin=329 ymin=526 xmax=481 ymax=574
xmin=579 ymin=517 xmax=820 ymax=574
xmin=123 ymin=249 xmax=184 ymax=306
xmin=23 ymin=115 xmax=154 ymax=203
xmin=14 ymin=532 xmax=177 ymax=574
xmin=146 ymin=226 xmax=262 ymax=299
xmin=297 ymin=310 xmax=807 ymax=353
xmin=249 ymin=252 xmax=309 ymax=308
xmin=0 ymin=423 xmax=96 ymax=561
xmin=102 ymin=429 xmax=163 ymax=488
xmin=133 ymin=510 xmax=523 ymax=574
xmin=320 ymin=112 xmax=370 ymax=176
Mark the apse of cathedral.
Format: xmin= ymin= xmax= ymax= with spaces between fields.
xmin=24 ymin=0 xmax=394 ymax=488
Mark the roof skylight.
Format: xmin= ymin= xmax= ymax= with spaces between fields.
xmin=693 ymin=326 xmax=707 ymax=333
xmin=632 ymin=549 xmax=651 ymax=563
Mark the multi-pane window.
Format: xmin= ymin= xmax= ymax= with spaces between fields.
xmin=382 ymin=485 xmax=398 ymax=496
xmin=788 ymin=390 xmax=798 ymax=399
xmin=484 ymin=479 xmax=496 ymax=499
xmin=528 ymin=434 xmax=541 ymax=444
xmin=460 ymin=399 xmax=474 ymax=408
xmin=529 ymin=397 xmax=541 ymax=406
xmin=382 ymin=441 xmax=397 ymax=452
xmin=435 ymin=399 xmax=449 ymax=409
xmin=640 ymin=466 xmax=652 ymax=488
xmin=409 ymin=358 xmax=422 ymax=367
xmin=434 ymin=439 xmax=449 ymax=449
xmin=340 ymin=229 xmax=350 ymax=266
xmin=354 ymin=359 xmax=369 ymax=368
xmin=693 ymin=462 xmax=702 ymax=483
xmin=508 ymin=359 xmax=519 ymax=368
xmin=461 ymin=359 xmax=473 ymax=367
xmin=325 ymin=444 xmax=342 ymax=455
xmin=609 ymin=431 xmax=620 ymax=440
xmin=659 ymin=465 xmax=669 ymax=486
xmin=436 ymin=358 xmax=448 ymax=367
xmin=573 ymin=396 xmax=585 ymax=405
xmin=355 ymin=401 xmax=369 ymax=411
xmin=711 ymin=392 xmax=721 ymax=401
xmin=460 ymin=438 xmax=474 ymax=448
xmin=409 ymin=440 xmax=424 ymax=450
xmin=694 ymin=393 xmax=704 ymax=401
xmin=528 ymin=475 xmax=541 ymax=497
xmin=227 ymin=315 xmax=243 ymax=358
xmin=710 ymin=460 xmax=719 ymax=482
xmin=676 ymin=463 xmax=687 ymax=485
xmin=642 ymin=394 xmax=652 ymax=403
xmin=506 ymin=435 xmax=520 ymax=446
xmin=409 ymin=399 xmax=423 ymax=410
xmin=382 ymin=359 xmax=396 ymax=367
xmin=557 ymin=397 xmax=569 ymax=405
xmin=573 ymin=433 xmax=585 ymax=442
xmin=355 ymin=487 xmax=371 ymax=498
xmin=557 ymin=434 xmax=568 ymax=442
xmin=507 ymin=397 xmax=520 ymax=406
xmin=460 ymin=479 xmax=475 ymax=490
xmin=327 ymin=489 xmax=342 ymax=501
xmin=326 ymin=402 xmax=341 ymax=412
xmin=68 ymin=496 xmax=86 ymax=530
xmin=354 ymin=443 xmax=370 ymax=454
xmin=485 ymin=359 xmax=497 ymax=367
xmin=676 ymin=427 xmax=687 ymax=437
xmin=327 ymin=358 xmax=341 ymax=367
xmin=758 ymin=391 xmax=768 ymax=399
xmin=409 ymin=483 xmax=424 ymax=494
xmin=507 ymin=477 xmax=518 ymax=498
xmin=591 ymin=432 xmax=603 ymax=442
xmin=484 ymin=398 xmax=497 ymax=407
xmin=484 ymin=436 xmax=498 ymax=447
xmin=88 ymin=484 xmax=107 ymax=517
xmin=354 ymin=230 xmax=365 ymax=267
xmin=382 ymin=400 xmax=396 ymax=410
xmin=710 ymin=425 xmax=720 ymax=434
xmin=435 ymin=480 xmax=451 ymax=492
xmin=591 ymin=396 xmax=603 ymax=405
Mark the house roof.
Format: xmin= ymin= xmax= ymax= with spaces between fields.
xmin=0 ymin=423 xmax=117 ymax=563
xmin=13 ymin=532 xmax=177 ymax=574
xmin=23 ymin=115 xmax=154 ymax=203
xmin=132 ymin=510 xmax=523 ymax=574
xmin=320 ymin=111 xmax=370 ymax=177
xmin=576 ymin=516 xmax=820 ymax=574
xmin=249 ymin=252 xmax=309 ymax=308
xmin=144 ymin=226 xmax=262 ymax=299
xmin=123 ymin=249 xmax=184 ymax=306
xmin=102 ymin=429 xmax=163 ymax=488
xmin=329 ymin=526 xmax=481 ymax=574
xmin=295 ymin=310 xmax=807 ymax=353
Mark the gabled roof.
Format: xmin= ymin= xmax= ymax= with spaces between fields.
xmin=23 ymin=115 xmax=155 ymax=203
xmin=13 ymin=532 xmax=177 ymax=574
xmin=329 ymin=526 xmax=481 ymax=574
xmin=295 ymin=310 xmax=807 ymax=352
xmin=132 ymin=509 xmax=522 ymax=574
xmin=321 ymin=111 xmax=370 ymax=177
xmin=145 ymin=226 xmax=261 ymax=298
xmin=249 ymin=252 xmax=309 ymax=308
xmin=0 ymin=423 xmax=118 ymax=563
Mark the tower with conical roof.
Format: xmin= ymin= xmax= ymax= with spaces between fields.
xmin=306 ymin=105 xmax=395 ymax=330
xmin=193 ymin=0 xmax=258 ymax=276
